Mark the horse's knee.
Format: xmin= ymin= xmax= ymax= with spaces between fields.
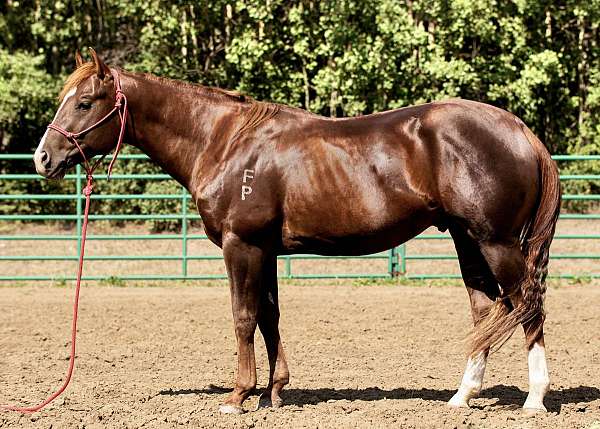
xmin=234 ymin=316 xmax=257 ymax=339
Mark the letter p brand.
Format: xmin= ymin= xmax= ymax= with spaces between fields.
xmin=241 ymin=185 xmax=253 ymax=201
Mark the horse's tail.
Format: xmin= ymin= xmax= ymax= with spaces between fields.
xmin=470 ymin=123 xmax=561 ymax=356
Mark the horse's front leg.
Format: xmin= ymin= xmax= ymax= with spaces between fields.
xmin=256 ymin=255 xmax=289 ymax=409
xmin=219 ymin=232 xmax=264 ymax=414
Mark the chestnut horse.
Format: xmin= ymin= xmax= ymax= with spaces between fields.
xmin=34 ymin=51 xmax=560 ymax=414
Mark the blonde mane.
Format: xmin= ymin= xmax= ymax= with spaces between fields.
xmin=59 ymin=62 xmax=97 ymax=101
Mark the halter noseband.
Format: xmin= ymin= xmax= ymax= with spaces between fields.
xmin=47 ymin=68 xmax=128 ymax=181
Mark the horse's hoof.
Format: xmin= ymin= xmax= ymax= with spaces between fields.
xmin=219 ymin=404 xmax=245 ymax=414
xmin=272 ymin=396 xmax=283 ymax=409
xmin=254 ymin=392 xmax=283 ymax=410
xmin=522 ymin=405 xmax=547 ymax=415
xmin=447 ymin=394 xmax=470 ymax=408
xmin=255 ymin=393 xmax=271 ymax=411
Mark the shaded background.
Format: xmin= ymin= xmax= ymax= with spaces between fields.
xmin=1 ymin=0 xmax=599 ymax=222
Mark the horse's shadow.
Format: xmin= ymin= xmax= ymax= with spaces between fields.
xmin=159 ymin=384 xmax=600 ymax=414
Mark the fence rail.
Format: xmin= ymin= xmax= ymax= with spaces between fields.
xmin=0 ymin=153 xmax=598 ymax=281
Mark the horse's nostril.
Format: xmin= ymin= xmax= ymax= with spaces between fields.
xmin=40 ymin=151 xmax=51 ymax=168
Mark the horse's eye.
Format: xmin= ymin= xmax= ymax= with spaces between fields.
xmin=77 ymin=101 xmax=92 ymax=110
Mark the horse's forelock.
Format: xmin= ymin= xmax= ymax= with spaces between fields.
xmin=58 ymin=62 xmax=96 ymax=102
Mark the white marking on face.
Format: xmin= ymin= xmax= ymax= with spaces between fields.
xmin=34 ymin=87 xmax=77 ymax=174
xmin=523 ymin=343 xmax=550 ymax=410
xmin=448 ymin=352 xmax=487 ymax=407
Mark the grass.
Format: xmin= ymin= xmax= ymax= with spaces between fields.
xmin=1 ymin=276 xmax=596 ymax=289
xmin=100 ymin=276 xmax=127 ymax=287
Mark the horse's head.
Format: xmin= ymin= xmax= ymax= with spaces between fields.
xmin=34 ymin=49 xmax=125 ymax=178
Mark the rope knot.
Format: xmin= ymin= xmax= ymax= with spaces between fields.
xmin=83 ymin=176 xmax=94 ymax=196
xmin=114 ymin=91 xmax=124 ymax=108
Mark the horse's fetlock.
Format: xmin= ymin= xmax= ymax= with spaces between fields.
xmin=464 ymin=381 xmax=482 ymax=395
xmin=274 ymin=371 xmax=290 ymax=387
xmin=530 ymin=374 xmax=550 ymax=390
xmin=237 ymin=378 xmax=257 ymax=394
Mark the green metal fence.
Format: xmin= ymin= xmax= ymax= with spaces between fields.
xmin=0 ymin=153 xmax=598 ymax=281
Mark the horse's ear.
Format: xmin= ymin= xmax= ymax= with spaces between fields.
xmin=75 ymin=50 xmax=84 ymax=69
xmin=88 ymin=47 xmax=110 ymax=80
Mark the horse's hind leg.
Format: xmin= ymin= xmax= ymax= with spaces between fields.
xmin=512 ymin=294 xmax=550 ymax=412
xmin=478 ymin=240 xmax=550 ymax=412
xmin=256 ymin=255 xmax=289 ymax=410
xmin=522 ymin=325 xmax=549 ymax=411
xmin=448 ymin=289 xmax=492 ymax=408
xmin=448 ymin=227 xmax=498 ymax=408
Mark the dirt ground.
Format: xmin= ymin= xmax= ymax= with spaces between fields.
xmin=0 ymin=283 xmax=599 ymax=429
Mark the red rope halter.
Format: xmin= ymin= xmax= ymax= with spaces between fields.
xmin=1 ymin=68 xmax=128 ymax=414
xmin=47 ymin=68 xmax=128 ymax=179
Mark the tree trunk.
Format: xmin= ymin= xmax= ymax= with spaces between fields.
xmin=302 ymin=62 xmax=310 ymax=111
xmin=577 ymin=14 xmax=588 ymax=148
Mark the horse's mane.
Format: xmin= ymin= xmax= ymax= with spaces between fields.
xmin=59 ymin=62 xmax=280 ymax=138
xmin=134 ymin=70 xmax=251 ymax=103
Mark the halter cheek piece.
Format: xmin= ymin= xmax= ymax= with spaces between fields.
xmin=47 ymin=68 xmax=129 ymax=185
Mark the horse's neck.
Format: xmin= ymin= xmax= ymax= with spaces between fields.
xmin=122 ymin=72 xmax=240 ymax=191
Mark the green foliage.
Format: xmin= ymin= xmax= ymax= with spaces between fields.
xmin=0 ymin=49 xmax=58 ymax=150
xmin=53 ymin=278 xmax=68 ymax=288
xmin=142 ymin=179 xmax=187 ymax=231
xmin=1 ymin=0 xmax=599 ymax=222
xmin=101 ymin=276 xmax=127 ymax=287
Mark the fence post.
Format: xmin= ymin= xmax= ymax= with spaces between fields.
xmin=388 ymin=247 xmax=399 ymax=277
xmin=181 ymin=187 xmax=188 ymax=278
xmin=285 ymin=256 xmax=292 ymax=278
xmin=399 ymin=244 xmax=407 ymax=275
xmin=76 ymin=164 xmax=82 ymax=262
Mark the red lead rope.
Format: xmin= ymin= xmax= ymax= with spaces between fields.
xmin=1 ymin=69 xmax=127 ymax=414
xmin=1 ymin=177 xmax=93 ymax=413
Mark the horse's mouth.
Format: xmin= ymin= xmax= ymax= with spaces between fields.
xmin=46 ymin=166 xmax=67 ymax=180
xmin=46 ymin=158 xmax=75 ymax=180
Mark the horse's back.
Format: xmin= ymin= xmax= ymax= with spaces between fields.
xmin=274 ymin=100 xmax=541 ymax=252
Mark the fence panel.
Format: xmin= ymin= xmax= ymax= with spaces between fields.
xmin=0 ymin=153 xmax=598 ymax=281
